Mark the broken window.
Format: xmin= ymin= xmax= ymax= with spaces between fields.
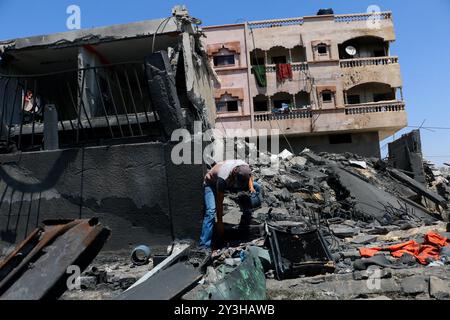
xmin=271 ymin=56 xmax=287 ymax=64
xmin=322 ymin=91 xmax=333 ymax=103
xmin=347 ymin=95 xmax=361 ymax=105
xmin=329 ymin=134 xmax=352 ymax=144
xmin=213 ymin=55 xmax=235 ymax=67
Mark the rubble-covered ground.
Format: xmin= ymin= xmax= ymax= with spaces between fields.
xmin=61 ymin=149 xmax=450 ymax=300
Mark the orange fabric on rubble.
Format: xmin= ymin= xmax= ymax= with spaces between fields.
xmin=359 ymin=231 xmax=450 ymax=265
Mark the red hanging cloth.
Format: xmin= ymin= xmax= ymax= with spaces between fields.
xmin=276 ymin=63 xmax=293 ymax=82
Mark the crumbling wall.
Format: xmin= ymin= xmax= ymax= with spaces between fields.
xmin=388 ymin=130 xmax=425 ymax=183
xmin=0 ymin=141 xmax=204 ymax=251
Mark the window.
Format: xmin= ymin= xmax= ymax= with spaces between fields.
xmin=273 ymin=99 xmax=291 ymax=109
xmin=254 ymin=100 xmax=268 ymax=112
xmin=322 ymin=91 xmax=333 ymax=102
xmin=216 ymin=100 xmax=238 ymax=112
xmin=213 ymin=55 xmax=235 ymax=67
xmin=329 ymin=134 xmax=352 ymax=145
xmin=317 ymin=44 xmax=328 ymax=54
xmin=347 ymin=95 xmax=361 ymax=104
xmin=251 ymin=57 xmax=265 ymax=66
xmin=271 ymin=56 xmax=287 ymax=64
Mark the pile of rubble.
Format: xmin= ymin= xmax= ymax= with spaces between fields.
xmin=2 ymin=148 xmax=450 ymax=300
xmin=60 ymin=148 xmax=450 ymax=300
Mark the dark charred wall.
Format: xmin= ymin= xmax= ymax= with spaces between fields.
xmin=0 ymin=142 xmax=204 ymax=252
xmin=388 ymin=130 xmax=425 ymax=183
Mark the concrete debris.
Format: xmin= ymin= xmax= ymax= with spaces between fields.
xmin=3 ymin=146 xmax=450 ymax=301
xmin=278 ymin=149 xmax=294 ymax=160
xmin=349 ymin=160 xmax=367 ymax=169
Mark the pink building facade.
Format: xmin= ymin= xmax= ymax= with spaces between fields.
xmin=202 ymin=11 xmax=407 ymax=157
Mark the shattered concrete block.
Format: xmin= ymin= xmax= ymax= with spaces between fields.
xmin=429 ymin=276 xmax=450 ymax=299
xmin=401 ymin=276 xmax=429 ymax=295
xmin=349 ymin=160 xmax=367 ymax=169
xmin=330 ymin=225 xmax=359 ymax=238
xmin=289 ymin=156 xmax=307 ymax=168
xmin=275 ymin=188 xmax=292 ymax=202
xmin=302 ymin=151 xmax=326 ymax=165
xmin=261 ymin=168 xmax=278 ymax=178
xmin=351 ymin=234 xmax=379 ymax=245
xmin=278 ymin=175 xmax=301 ymax=191
xmin=340 ymin=250 xmax=361 ymax=260
xmin=278 ymin=149 xmax=294 ymax=160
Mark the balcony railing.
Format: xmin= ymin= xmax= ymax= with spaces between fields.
xmin=345 ymin=101 xmax=405 ymax=115
xmin=254 ymin=109 xmax=312 ymax=122
xmin=264 ymin=62 xmax=308 ymax=73
xmin=340 ymin=56 xmax=399 ymax=68
xmin=0 ymin=62 xmax=157 ymax=152
xmin=248 ymin=17 xmax=304 ymax=29
xmin=335 ymin=12 xmax=392 ymax=23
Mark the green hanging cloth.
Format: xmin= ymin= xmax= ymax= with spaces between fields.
xmin=252 ymin=65 xmax=267 ymax=88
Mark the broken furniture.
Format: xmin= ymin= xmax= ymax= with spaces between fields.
xmin=0 ymin=218 xmax=110 ymax=300
xmin=265 ymin=222 xmax=335 ymax=280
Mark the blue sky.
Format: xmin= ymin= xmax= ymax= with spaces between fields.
xmin=1 ymin=0 xmax=449 ymax=165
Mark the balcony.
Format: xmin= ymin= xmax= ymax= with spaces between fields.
xmin=334 ymin=12 xmax=392 ymax=23
xmin=264 ymin=62 xmax=308 ymax=73
xmin=252 ymin=100 xmax=406 ymax=137
xmin=340 ymin=56 xmax=398 ymax=68
xmin=254 ymin=109 xmax=312 ymax=122
xmin=247 ymin=12 xmax=392 ymax=29
xmin=345 ymin=101 xmax=405 ymax=115
xmin=248 ymin=17 xmax=304 ymax=29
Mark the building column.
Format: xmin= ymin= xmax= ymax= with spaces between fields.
xmin=288 ymin=49 xmax=293 ymax=64
xmin=268 ymin=96 xmax=272 ymax=111
xmin=292 ymin=93 xmax=296 ymax=109
xmin=264 ymin=51 xmax=268 ymax=65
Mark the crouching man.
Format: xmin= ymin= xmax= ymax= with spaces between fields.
xmin=199 ymin=160 xmax=261 ymax=249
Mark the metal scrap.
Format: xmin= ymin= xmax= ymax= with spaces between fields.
xmin=0 ymin=218 xmax=110 ymax=300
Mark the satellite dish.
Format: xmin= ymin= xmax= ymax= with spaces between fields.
xmin=345 ymin=45 xmax=357 ymax=56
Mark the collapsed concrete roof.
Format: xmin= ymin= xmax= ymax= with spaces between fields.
xmin=0 ymin=17 xmax=179 ymax=52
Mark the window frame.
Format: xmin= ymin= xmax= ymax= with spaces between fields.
xmin=213 ymin=54 xmax=236 ymax=67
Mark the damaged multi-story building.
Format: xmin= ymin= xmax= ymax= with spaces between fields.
xmin=202 ymin=9 xmax=407 ymax=157
xmin=0 ymin=7 xmax=217 ymax=251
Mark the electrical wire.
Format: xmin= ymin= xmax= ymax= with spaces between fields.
xmin=152 ymin=16 xmax=174 ymax=54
